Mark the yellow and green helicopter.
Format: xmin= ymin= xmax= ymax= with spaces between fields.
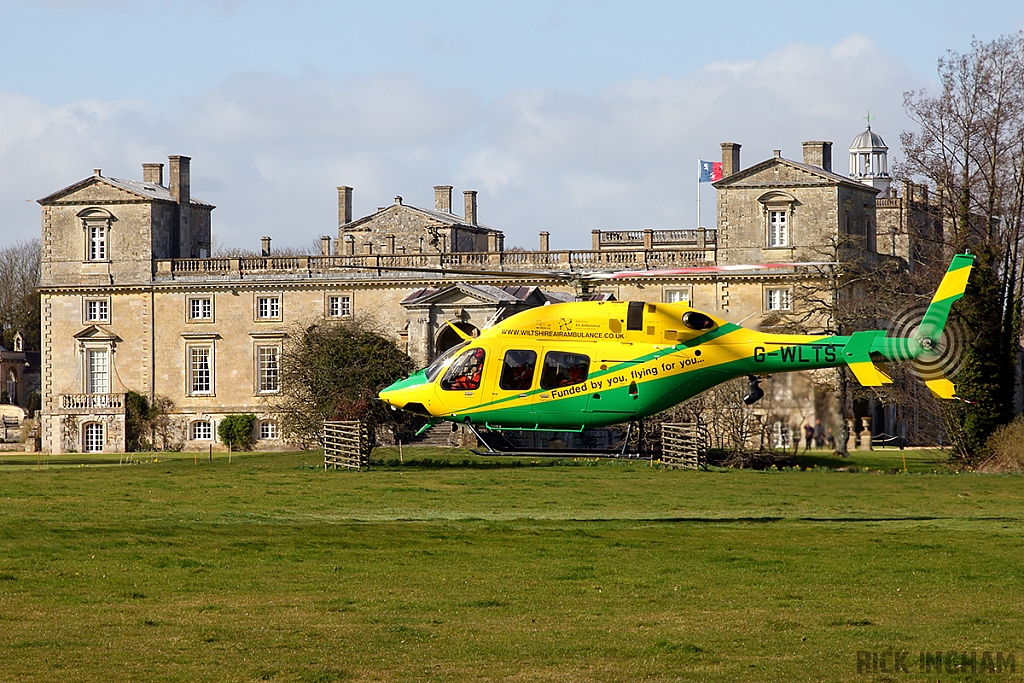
xmin=379 ymin=253 xmax=975 ymax=442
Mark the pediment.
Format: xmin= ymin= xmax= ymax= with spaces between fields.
xmin=402 ymin=283 xmax=514 ymax=308
xmin=73 ymin=325 xmax=122 ymax=343
xmin=715 ymin=157 xmax=870 ymax=192
xmin=737 ymin=161 xmax=833 ymax=187
xmin=39 ymin=177 xmax=148 ymax=205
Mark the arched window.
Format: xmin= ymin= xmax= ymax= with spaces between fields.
xmin=83 ymin=422 xmax=104 ymax=453
xmin=191 ymin=420 xmax=213 ymax=441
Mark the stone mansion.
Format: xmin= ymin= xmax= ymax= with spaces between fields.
xmin=37 ymin=126 xmax=939 ymax=453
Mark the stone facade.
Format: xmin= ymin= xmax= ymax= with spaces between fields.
xmin=335 ymin=186 xmax=502 ymax=256
xmin=714 ymin=142 xmax=880 ymax=269
xmin=37 ymin=127 xmax=938 ymax=454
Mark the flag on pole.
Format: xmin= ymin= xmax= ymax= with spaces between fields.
xmin=699 ymin=159 xmax=722 ymax=182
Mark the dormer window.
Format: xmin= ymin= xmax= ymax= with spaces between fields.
xmin=758 ymin=192 xmax=797 ymax=250
xmin=78 ymin=207 xmax=115 ymax=263
xmin=768 ymin=211 xmax=788 ymax=247
xmin=89 ymin=226 xmax=106 ymax=260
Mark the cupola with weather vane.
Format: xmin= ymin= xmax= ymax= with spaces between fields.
xmin=849 ymin=112 xmax=891 ymax=197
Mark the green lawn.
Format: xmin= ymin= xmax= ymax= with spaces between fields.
xmin=0 ymin=448 xmax=1021 ymax=682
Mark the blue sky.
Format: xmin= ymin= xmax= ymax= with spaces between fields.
xmin=1 ymin=0 xmax=1022 ymax=251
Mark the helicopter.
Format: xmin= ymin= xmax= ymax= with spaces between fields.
xmin=378 ymin=252 xmax=975 ymax=445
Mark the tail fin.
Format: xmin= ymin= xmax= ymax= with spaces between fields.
xmin=915 ymin=253 xmax=975 ymax=399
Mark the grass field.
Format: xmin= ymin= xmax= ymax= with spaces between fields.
xmin=1 ymin=447 xmax=1022 ymax=682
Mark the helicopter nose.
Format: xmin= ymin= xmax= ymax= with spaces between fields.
xmin=378 ymin=380 xmax=439 ymax=418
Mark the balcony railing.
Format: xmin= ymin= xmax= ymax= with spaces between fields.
xmin=156 ymin=244 xmax=717 ymax=281
xmin=60 ymin=393 xmax=126 ymax=413
xmin=596 ymin=228 xmax=716 ymax=250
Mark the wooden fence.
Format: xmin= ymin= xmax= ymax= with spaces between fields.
xmin=323 ymin=421 xmax=371 ymax=470
xmin=660 ymin=423 xmax=707 ymax=470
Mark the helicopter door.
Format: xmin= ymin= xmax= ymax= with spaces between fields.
xmin=531 ymin=350 xmax=592 ymax=426
xmin=436 ymin=347 xmax=487 ymax=413
xmin=489 ymin=349 xmax=539 ymax=424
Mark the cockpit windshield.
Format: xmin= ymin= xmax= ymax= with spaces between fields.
xmin=424 ymin=342 xmax=469 ymax=382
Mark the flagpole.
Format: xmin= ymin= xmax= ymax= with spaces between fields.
xmin=696 ymin=158 xmax=700 ymax=230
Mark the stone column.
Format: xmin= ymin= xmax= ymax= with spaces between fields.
xmin=539 ymin=232 xmax=550 ymax=252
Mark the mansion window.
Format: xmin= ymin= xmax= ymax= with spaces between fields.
xmin=191 ymin=420 xmax=213 ymax=441
xmin=663 ymin=288 xmax=692 ymax=304
xmin=84 ymin=298 xmax=110 ymax=323
xmin=765 ymin=287 xmax=792 ymax=312
xmin=88 ymin=225 xmax=107 ymax=261
xmin=256 ymin=296 xmax=281 ymax=320
xmin=260 ymin=420 xmax=279 ymax=440
xmin=768 ymin=210 xmax=788 ymax=247
xmin=86 ymin=349 xmax=110 ymax=394
xmin=188 ymin=297 xmax=213 ymax=321
xmin=327 ymin=294 xmax=351 ymax=318
xmin=189 ymin=346 xmax=213 ymax=395
xmin=83 ymin=422 xmax=104 ymax=453
xmin=257 ymin=345 xmax=280 ymax=394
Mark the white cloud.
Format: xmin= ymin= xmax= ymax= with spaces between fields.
xmin=0 ymin=36 xmax=924 ymax=252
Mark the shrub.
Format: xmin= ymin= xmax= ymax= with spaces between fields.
xmin=125 ymin=391 xmax=153 ymax=451
xmin=219 ymin=414 xmax=256 ymax=451
xmin=980 ymin=417 xmax=1024 ymax=473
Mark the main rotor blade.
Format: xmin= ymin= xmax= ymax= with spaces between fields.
xmin=299 ymin=259 xmax=837 ymax=281
xmin=589 ymin=261 xmax=839 ymax=280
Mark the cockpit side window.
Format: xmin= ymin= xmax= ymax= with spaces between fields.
xmin=440 ymin=348 xmax=486 ymax=391
xmin=425 ymin=341 xmax=468 ymax=382
xmin=499 ymin=350 xmax=537 ymax=391
xmin=539 ymin=351 xmax=590 ymax=390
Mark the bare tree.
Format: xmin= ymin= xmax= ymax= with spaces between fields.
xmin=0 ymin=238 xmax=41 ymax=351
xmin=900 ymin=32 xmax=1024 ymax=458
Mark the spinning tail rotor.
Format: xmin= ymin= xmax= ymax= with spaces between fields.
xmin=889 ymin=303 xmax=968 ymax=398
xmin=893 ymin=253 xmax=975 ymax=399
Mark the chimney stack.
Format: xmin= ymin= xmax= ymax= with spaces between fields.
xmin=464 ymin=190 xmax=477 ymax=225
xmin=261 ymin=236 xmax=271 ymax=256
xmin=169 ymin=155 xmax=191 ymax=258
xmin=539 ymin=231 xmax=550 ymax=251
xmin=802 ymin=141 xmax=833 ymax=171
xmin=337 ymin=186 xmax=353 ymax=226
xmin=320 ymin=235 xmax=331 ymax=256
xmin=435 ymin=185 xmax=453 ymax=213
xmin=720 ymin=143 xmax=741 ymax=177
xmin=143 ymin=163 xmax=164 ymax=185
